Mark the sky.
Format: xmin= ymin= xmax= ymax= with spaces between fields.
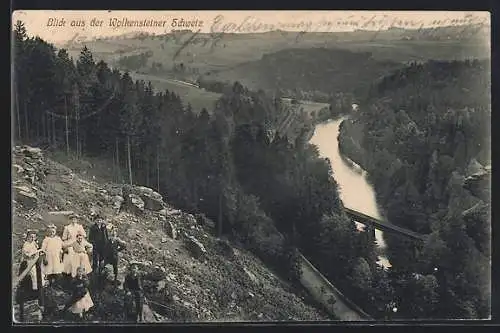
xmin=12 ymin=10 xmax=490 ymax=43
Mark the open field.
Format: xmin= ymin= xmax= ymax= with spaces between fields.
xmin=282 ymin=98 xmax=330 ymax=116
xmin=130 ymin=72 xmax=222 ymax=112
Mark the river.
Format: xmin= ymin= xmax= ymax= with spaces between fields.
xmin=310 ymin=117 xmax=391 ymax=269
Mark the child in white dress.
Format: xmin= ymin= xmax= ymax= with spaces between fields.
xmin=62 ymin=266 xmax=94 ymax=319
xmin=41 ymin=224 xmax=63 ymax=285
xmin=63 ymin=231 xmax=93 ymax=278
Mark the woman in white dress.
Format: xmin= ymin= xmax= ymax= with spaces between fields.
xmin=62 ymin=213 xmax=87 ymax=276
xmin=41 ymin=224 xmax=63 ymax=285
xmin=21 ymin=230 xmax=45 ymax=291
xmin=63 ymin=231 xmax=93 ymax=278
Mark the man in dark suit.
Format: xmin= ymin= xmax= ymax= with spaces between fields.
xmin=102 ymin=225 xmax=126 ymax=283
xmin=88 ymin=215 xmax=109 ymax=275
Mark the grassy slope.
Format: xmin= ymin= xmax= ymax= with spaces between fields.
xmin=129 ymin=72 xmax=221 ymax=112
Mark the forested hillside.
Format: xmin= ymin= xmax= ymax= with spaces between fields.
xmin=206 ymin=48 xmax=401 ymax=102
xmin=338 ymin=60 xmax=491 ymax=319
xmin=12 ymin=21 xmax=400 ymax=319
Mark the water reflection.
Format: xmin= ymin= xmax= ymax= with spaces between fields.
xmin=310 ymin=117 xmax=391 ymax=269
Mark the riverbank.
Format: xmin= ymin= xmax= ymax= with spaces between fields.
xmin=309 ymin=118 xmax=391 ymax=269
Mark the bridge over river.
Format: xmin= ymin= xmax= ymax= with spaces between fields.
xmin=344 ymin=207 xmax=428 ymax=242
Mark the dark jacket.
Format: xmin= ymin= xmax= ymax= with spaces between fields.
xmin=103 ymin=237 xmax=126 ymax=263
xmin=88 ymin=223 xmax=109 ymax=252
xmin=124 ymin=274 xmax=143 ymax=293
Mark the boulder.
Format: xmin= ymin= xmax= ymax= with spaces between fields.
xmin=196 ymin=213 xmax=216 ymax=229
xmin=21 ymin=146 xmax=43 ymax=159
xmin=44 ymin=211 xmax=74 ymax=226
xmin=14 ymin=185 xmax=37 ymax=209
xmin=144 ymin=265 xmax=166 ymax=282
xmin=242 ymin=266 xmax=260 ymax=285
xmin=184 ymin=234 xmax=207 ymax=260
xmin=13 ymin=164 xmax=24 ymax=174
xmin=133 ymin=186 xmax=164 ymax=211
xmin=142 ymin=195 xmax=164 ymax=211
xmin=166 ymin=209 xmax=182 ymax=216
xmin=163 ymin=220 xmax=177 ymax=239
xmin=112 ymin=195 xmax=124 ymax=211
xmin=125 ymin=194 xmax=144 ymax=214
xmin=108 ymin=186 xmax=123 ymax=197
xmin=185 ymin=214 xmax=197 ymax=225
xmin=217 ymin=239 xmax=236 ymax=258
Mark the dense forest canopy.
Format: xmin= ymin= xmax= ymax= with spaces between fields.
xmin=338 ymin=59 xmax=491 ymax=319
xmin=207 ymin=48 xmax=402 ymax=103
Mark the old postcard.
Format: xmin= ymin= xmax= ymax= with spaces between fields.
xmin=11 ymin=10 xmax=491 ymax=324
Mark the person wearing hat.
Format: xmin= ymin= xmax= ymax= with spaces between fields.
xmin=63 ymin=231 xmax=93 ymax=278
xmin=123 ymin=261 xmax=144 ymax=322
xmin=41 ymin=224 xmax=64 ymax=286
xmin=88 ymin=215 xmax=109 ymax=274
xmin=62 ymin=213 xmax=86 ymax=276
xmin=102 ymin=226 xmax=126 ymax=283
xmin=62 ymin=213 xmax=86 ymax=244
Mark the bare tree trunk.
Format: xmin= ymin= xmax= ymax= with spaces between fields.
xmin=75 ymin=110 xmax=80 ymax=159
xmin=36 ymin=107 xmax=40 ymax=139
xmin=81 ymin=129 xmax=85 ymax=157
xmin=146 ymin=152 xmax=150 ymax=187
xmin=47 ymin=112 xmax=51 ymax=145
xmin=52 ymin=111 xmax=56 ymax=146
xmin=24 ymin=100 xmax=29 ymax=141
xmin=65 ymin=96 xmax=69 ymax=155
xmin=15 ymin=90 xmax=21 ymax=141
xmin=112 ymin=145 xmax=116 ymax=183
xmin=156 ymin=145 xmax=160 ymax=192
xmin=115 ymin=137 xmax=121 ymax=182
xmin=127 ymin=135 xmax=133 ymax=185
xmin=217 ymin=190 xmax=223 ymax=237
xmin=42 ymin=108 xmax=47 ymax=143
xmin=192 ymin=179 xmax=198 ymax=209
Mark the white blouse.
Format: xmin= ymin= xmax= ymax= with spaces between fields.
xmin=62 ymin=223 xmax=86 ymax=243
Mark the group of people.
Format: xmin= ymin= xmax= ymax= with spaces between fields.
xmin=15 ymin=212 xmax=145 ymax=322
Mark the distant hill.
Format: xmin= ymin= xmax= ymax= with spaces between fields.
xmin=56 ymin=25 xmax=489 ymax=77
xmin=206 ymin=47 xmax=402 ymax=100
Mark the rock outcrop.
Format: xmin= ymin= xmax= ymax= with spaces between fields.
xmin=14 ymin=185 xmax=38 ymax=209
xmin=184 ymin=234 xmax=207 ymax=260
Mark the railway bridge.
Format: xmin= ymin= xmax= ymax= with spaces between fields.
xmin=344 ymin=207 xmax=428 ymax=242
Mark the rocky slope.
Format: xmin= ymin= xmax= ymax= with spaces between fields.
xmin=12 ymin=146 xmax=329 ymax=323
